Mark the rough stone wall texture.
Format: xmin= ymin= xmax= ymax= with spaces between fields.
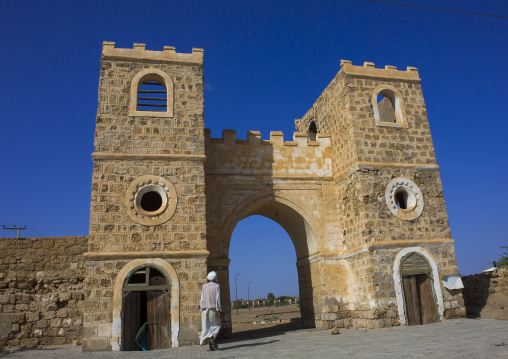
xmin=462 ymin=268 xmax=508 ymax=318
xmin=82 ymin=258 xmax=205 ymax=350
xmin=88 ymin=159 xmax=206 ymax=253
xmin=296 ymin=71 xmax=353 ymax=174
xmin=0 ymin=236 xmax=87 ymax=347
xmin=205 ymin=130 xmax=332 ymax=177
xmin=94 ymin=59 xmax=205 ymax=156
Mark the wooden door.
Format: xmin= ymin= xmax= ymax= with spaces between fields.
xmin=403 ymin=274 xmax=437 ymax=326
xmin=416 ymin=274 xmax=437 ymax=324
xmin=402 ymin=275 xmax=421 ymax=326
xmin=122 ymin=291 xmax=141 ymax=351
xmin=147 ymin=290 xmax=171 ymax=349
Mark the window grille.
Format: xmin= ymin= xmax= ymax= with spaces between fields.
xmin=137 ymin=80 xmax=167 ymax=112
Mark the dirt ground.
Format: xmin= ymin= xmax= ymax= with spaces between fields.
xmin=473 ymin=291 xmax=508 ymax=320
xmin=231 ymin=304 xmax=302 ymax=337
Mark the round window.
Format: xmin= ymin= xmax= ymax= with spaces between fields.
xmin=385 ymin=178 xmax=424 ymax=220
xmin=125 ymin=175 xmax=177 ymax=225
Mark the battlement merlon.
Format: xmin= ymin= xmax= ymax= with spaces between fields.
xmin=340 ymin=60 xmax=420 ymax=82
xmin=101 ymin=41 xmax=204 ymax=65
xmin=204 ymin=129 xmax=331 ymax=147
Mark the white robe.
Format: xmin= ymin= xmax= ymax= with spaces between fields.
xmin=199 ymin=308 xmax=221 ymax=345
xmin=199 ymin=282 xmax=222 ymax=345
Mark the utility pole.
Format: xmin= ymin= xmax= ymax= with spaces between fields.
xmin=248 ymin=282 xmax=252 ymax=311
xmin=2 ymin=225 xmax=27 ymax=238
xmin=235 ymin=273 xmax=240 ymax=315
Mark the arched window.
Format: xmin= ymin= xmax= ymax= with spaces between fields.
xmin=372 ymin=85 xmax=408 ymax=128
xmin=376 ymin=93 xmax=396 ymax=123
xmin=129 ymin=69 xmax=174 ymax=117
xmin=137 ymin=78 xmax=167 ymax=112
xmin=308 ymin=121 xmax=317 ymax=141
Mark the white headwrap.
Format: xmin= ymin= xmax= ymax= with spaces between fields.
xmin=207 ymin=271 xmax=217 ymax=281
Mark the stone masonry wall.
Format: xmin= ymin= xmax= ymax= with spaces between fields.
xmin=94 ymin=49 xmax=205 ymax=156
xmin=340 ymin=168 xmax=451 ymax=250
xmin=347 ymin=79 xmax=436 ymax=166
xmin=88 ymin=159 xmax=206 ymax=253
xmin=82 ymin=257 xmax=206 ymax=350
xmin=462 ymin=268 xmax=508 ymax=318
xmin=205 ymin=130 xmax=332 ymax=177
xmin=0 ymin=236 xmax=87 ymax=348
xmin=296 ymin=71 xmax=353 ymax=175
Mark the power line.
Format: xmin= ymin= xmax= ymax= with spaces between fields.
xmin=362 ymin=0 xmax=508 ymax=19
xmin=24 ymin=229 xmax=39 ymax=238
xmin=0 ymin=222 xmax=45 ymax=237
xmin=27 ymin=226 xmax=45 ymax=237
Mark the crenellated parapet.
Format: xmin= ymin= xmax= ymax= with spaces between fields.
xmin=205 ymin=129 xmax=332 ymax=177
xmin=205 ymin=129 xmax=331 ymax=147
xmin=340 ymin=60 xmax=420 ymax=82
xmin=101 ymin=41 xmax=204 ymax=65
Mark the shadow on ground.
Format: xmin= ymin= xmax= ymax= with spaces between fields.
xmin=218 ymin=339 xmax=280 ymax=350
xmin=231 ymin=318 xmax=307 ymax=340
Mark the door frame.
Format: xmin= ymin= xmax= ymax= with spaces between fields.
xmin=112 ymin=259 xmax=180 ymax=351
xmin=393 ymin=247 xmax=444 ymax=325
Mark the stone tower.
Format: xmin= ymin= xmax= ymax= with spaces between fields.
xmin=293 ymin=60 xmax=465 ymax=328
xmin=83 ymin=42 xmax=207 ymax=350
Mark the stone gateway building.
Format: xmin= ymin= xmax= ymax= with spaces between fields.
xmin=1 ymin=42 xmax=466 ymax=351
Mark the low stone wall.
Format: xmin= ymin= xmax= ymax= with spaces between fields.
xmin=0 ymin=236 xmax=87 ymax=347
xmin=462 ymin=267 xmax=508 ymax=318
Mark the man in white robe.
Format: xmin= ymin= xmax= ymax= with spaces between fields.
xmin=199 ymin=271 xmax=222 ymax=350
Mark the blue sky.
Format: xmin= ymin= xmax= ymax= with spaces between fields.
xmin=1 ymin=1 xmax=507 ymax=300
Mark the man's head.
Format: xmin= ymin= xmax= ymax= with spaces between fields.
xmin=207 ymin=271 xmax=218 ymax=282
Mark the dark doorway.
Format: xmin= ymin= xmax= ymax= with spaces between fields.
xmin=401 ymin=253 xmax=438 ymax=326
xmin=122 ymin=266 xmax=171 ymax=351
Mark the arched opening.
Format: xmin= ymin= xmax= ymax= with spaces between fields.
xmin=129 ymin=68 xmax=174 ymax=117
xmin=229 ymin=215 xmax=300 ymax=337
xmin=308 ymin=121 xmax=317 ymax=141
xmin=219 ymin=195 xmax=320 ymax=337
xmin=376 ymin=93 xmax=396 ymax=123
xmin=136 ymin=77 xmax=167 ymax=112
xmin=400 ymin=253 xmax=438 ymax=326
xmin=371 ymin=85 xmax=408 ymax=127
xmin=122 ymin=265 xmax=171 ymax=351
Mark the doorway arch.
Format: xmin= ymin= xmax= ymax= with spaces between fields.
xmin=221 ymin=191 xmax=322 ymax=260
xmin=393 ymin=247 xmax=444 ymax=325
xmin=216 ymin=191 xmax=323 ymax=330
xmin=229 ymin=215 xmax=298 ymax=307
xmin=112 ymin=259 xmax=180 ymax=351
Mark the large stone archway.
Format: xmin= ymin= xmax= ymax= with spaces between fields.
xmin=221 ymin=191 xmax=322 ymax=260
xmin=217 ymin=191 xmax=323 ymax=332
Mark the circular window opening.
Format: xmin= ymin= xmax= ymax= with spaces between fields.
xmin=385 ymin=178 xmax=423 ymax=220
xmin=126 ymin=176 xmax=178 ymax=225
xmin=134 ymin=183 xmax=169 ymax=217
xmin=395 ymin=190 xmax=408 ymax=209
xmin=393 ymin=187 xmax=416 ymax=211
xmin=140 ymin=191 xmax=163 ymax=212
